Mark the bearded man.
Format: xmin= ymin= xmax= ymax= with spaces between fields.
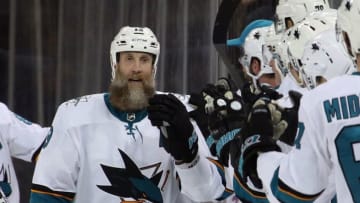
xmin=29 ymin=26 xmax=229 ymax=203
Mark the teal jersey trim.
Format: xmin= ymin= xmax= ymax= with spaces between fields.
xmin=216 ymin=128 xmax=241 ymax=157
xmin=233 ymin=173 xmax=269 ymax=203
xmin=270 ymin=167 xmax=321 ymax=203
xmin=351 ymin=72 xmax=360 ymax=76
xmin=30 ymin=192 xmax=72 ymax=203
xmin=331 ymin=195 xmax=337 ymax=203
xmin=207 ymin=158 xmax=234 ymax=201
xmin=104 ymin=93 xmax=147 ymax=123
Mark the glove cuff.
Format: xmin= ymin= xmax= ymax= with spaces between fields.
xmin=175 ymin=153 xmax=200 ymax=169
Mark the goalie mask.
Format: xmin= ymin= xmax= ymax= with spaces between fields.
xmin=110 ymin=26 xmax=160 ymax=80
xmin=301 ymin=31 xmax=355 ymax=89
xmin=337 ymin=0 xmax=360 ymax=61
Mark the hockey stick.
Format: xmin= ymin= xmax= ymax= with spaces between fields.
xmin=213 ymin=0 xmax=243 ymax=87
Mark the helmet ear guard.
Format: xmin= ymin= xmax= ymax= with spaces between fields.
xmin=110 ymin=26 xmax=160 ymax=80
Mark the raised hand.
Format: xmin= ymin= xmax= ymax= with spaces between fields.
xmin=148 ymin=94 xmax=198 ymax=164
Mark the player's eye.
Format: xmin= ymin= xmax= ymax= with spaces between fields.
xmin=141 ymin=56 xmax=151 ymax=63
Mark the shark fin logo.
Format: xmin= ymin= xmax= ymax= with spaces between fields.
xmin=97 ymin=149 xmax=163 ymax=203
xmin=0 ymin=165 xmax=12 ymax=200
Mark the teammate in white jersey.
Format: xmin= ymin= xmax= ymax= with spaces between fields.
xmin=30 ymin=26 xmax=229 ymax=203
xmin=235 ymin=0 xmax=360 ymax=202
xmin=0 ymin=102 xmax=48 ymax=203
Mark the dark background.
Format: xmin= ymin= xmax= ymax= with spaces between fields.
xmin=0 ymin=0 xmax=340 ymax=202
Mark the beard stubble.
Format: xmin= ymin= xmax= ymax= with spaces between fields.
xmin=109 ymin=73 xmax=155 ymax=111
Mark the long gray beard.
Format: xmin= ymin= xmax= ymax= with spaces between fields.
xmin=109 ymin=77 xmax=155 ymax=111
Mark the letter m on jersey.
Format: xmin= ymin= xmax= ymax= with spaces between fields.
xmin=323 ymin=95 xmax=360 ymax=123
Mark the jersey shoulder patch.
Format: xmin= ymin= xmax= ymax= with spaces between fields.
xmin=54 ymin=93 xmax=106 ymax=130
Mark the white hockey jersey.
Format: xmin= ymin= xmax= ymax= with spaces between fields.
xmin=30 ymin=93 xmax=227 ymax=203
xmin=0 ymin=102 xmax=48 ymax=203
xmin=258 ymin=73 xmax=360 ymax=202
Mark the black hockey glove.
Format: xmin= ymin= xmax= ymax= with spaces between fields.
xmin=188 ymin=93 xmax=210 ymax=137
xmin=147 ymin=94 xmax=198 ymax=164
xmin=201 ymin=78 xmax=247 ymax=166
xmin=275 ymin=90 xmax=302 ymax=145
xmin=242 ymin=82 xmax=283 ymax=111
xmin=231 ymin=99 xmax=280 ymax=189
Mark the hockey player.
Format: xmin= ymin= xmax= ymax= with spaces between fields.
xmin=235 ymin=0 xmax=360 ymax=202
xmin=30 ymin=26 xmax=229 ymax=203
xmin=274 ymin=0 xmax=335 ymax=34
xmin=186 ymin=20 xmax=285 ymax=203
xmin=228 ymin=20 xmax=283 ymax=91
xmin=300 ymin=31 xmax=355 ymax=90
xmin=0 ymin=102 xmax=49 ymax=203
xmin=274 ymin=0 xmax=338 ymax=101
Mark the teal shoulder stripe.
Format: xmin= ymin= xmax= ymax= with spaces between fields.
xmin=331 ymin=195 xmax=337 ymax=203
xmin=30 ymin=192 xmax=72 ymax=203
xmin=270 ymin=167 xmax=320 ymax=203
xmin=233 ymin=173 xmax=269 ymax=203
xmin=207 ymin=158 xmax=234 ymax=200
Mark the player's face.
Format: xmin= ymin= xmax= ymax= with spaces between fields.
xmin=109 ymin=52 xmax=155 ymax=111
xmin=289 ymin=63 xmax=303 ymax=86
xmin=117 ymin=52 xmax=155 ymax=86
xmin=250 ymin=58 xmax=261 ymax=76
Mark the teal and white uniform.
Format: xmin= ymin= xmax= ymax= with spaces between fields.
xmin=0 ymin=102 xmax=48 ymax=203
xmin=30 ymin=93 xmax=227 ymax=203
xmin=258 ymin=73 xmax=360 ymax=202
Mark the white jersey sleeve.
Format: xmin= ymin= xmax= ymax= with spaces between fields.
xmin=0 ymin=102 xmax=48 ymax=202
xmin=0 ymin=102 xmax=48 ymax=161
xmin=258 ymin=74 xmax=360 ymax=202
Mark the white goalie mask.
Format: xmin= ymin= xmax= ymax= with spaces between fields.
xmin=286 ymin=16 xmax=331 ymax=86
xmin=110 ymin=26 xmax=160 ymax=80
xmin=337 ymin=0 xmax=360 ymax=60
xmin=301 ymin=31 xmax=355 ymax=90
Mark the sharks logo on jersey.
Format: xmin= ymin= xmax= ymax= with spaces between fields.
xmin=0 ymin=188 xmax=9 ymax=203
xmin=64 ymin=96 xmax=91 ymax=107
xmin=97 ymin=149 xmax=163 ymax=203
xmin=0 ymin=165 xmax=12 ymax=200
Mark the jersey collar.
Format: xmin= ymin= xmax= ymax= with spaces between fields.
xmin=352 ymin=72 xmax=360 ymax=76
xmin=104 ymin=93 xmax=147 ymax=123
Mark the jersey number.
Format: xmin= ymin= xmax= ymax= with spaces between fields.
xmin=335 ymin=125 xmax=360 ymax=202
xmin=294 ymin=122 xmax=305 ymax=149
